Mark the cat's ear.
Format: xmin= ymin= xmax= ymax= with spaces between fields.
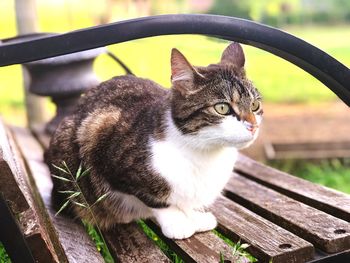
xmin=171 ymin=48 xmax=197 ymax=82
xmin=220 ymin=42 xmax=245 ymax=68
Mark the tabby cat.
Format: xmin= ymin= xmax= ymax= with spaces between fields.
xmin=45 ymin=42 xmax=263 ymax=239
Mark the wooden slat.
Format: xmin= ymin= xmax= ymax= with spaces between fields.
xmin=225 ymin=173 xmax=350 ymax=253
xmin=0 ymin=119 xmax=29 ymax=213
xmin=11 ymin=127 xmax=104 ymax=263
xmin=0 ymin=120 xmax=58 ymax=262
xmin=146 ymin=220 xmax=237 ymax=263
xmin=235 ymin=154 xmax=350 ymax=222
xmin=212 ymin=196 xmax=314 ymax=263
xmin=274 ymin=141 xmax=350 ymax=151
xmin=266 ymin=141 xmax=350 ymax=160
xmin=104 ymin=223 xmax=171 ymax=263
xmin=32 ymin=125 xmax=50 ymax=149
xmin=18 ymin=209 xmax=57 ymax=263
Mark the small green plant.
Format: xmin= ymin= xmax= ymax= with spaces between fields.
xmin=231 ymin=241 xmax=252 ymax=263
xmin=214 ymin=230 xmax=257 ymax=263
xmin=0 ymin=242 xmax=10 ymax=263
xmin=52 ymin=161 xmax=113 ymax=263
xmin=137 ymin=220 xmax=184 ymax=263
xmin=219 ymin=240 xmax=255 ymax=263
xmin=83 ymin=222 xmax=114 ymax=263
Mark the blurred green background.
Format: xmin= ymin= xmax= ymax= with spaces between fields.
xmin=0 ymin=0 xmax=349 ymax=126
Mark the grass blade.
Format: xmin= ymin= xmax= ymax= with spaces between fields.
xmin=240 ymin=243 xmax=250 ymax=250
xmin=79 ymin=167 xmax=92 ymax=180
xmin=52 ymin=174 xmax=72 ymax=182
xmin=62 ymin=161 xmax=73 ymax=176
xmin=52 ymin=164 xmax=70 ymax=175
xmin=68 ymin=192 xmax=81 ymax=199
xmin=55 ymin=200 xmax=70 ymax=216
xmin=95 ymin=193 xmax=108 ymax=203
xmin=58 ymin=190 xmax=75 ymax=194
xmin=91 ymin=193 xmax=108 ymax=207
xmin=76 ymin=162 xmax=83 ymax=180
xmin=73 ymin=201 xmax=87 ymax=208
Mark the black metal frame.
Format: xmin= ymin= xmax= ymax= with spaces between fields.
xmin=0 ymin=14 xmax=349 ymax=106
xmin=308 ymin=249 xmax=350 ymax=263
xmin=0 ymin=14 xmax=349 ymax=262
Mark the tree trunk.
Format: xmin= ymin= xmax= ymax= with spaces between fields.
xmin=15 ymin=0 xmax=46 ymax=128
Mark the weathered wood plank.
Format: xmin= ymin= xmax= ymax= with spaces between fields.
xmin=212 ymin=196 xmax=314 ymax=263
xmin=0 ymin=193 xmax=36 ymax=263
xmin=0 ymin=120 xmax=58 ymax=262
xmin=19 ymin=209 xmax=57 ymax=263
xmin=11 ymin=126 xmax=104 ymax=263
xmin=265 ymin=141 xmax=350 ymax=160
xmin=235 ymin=154 xmax=350 ymax=222
xmin=146 ymin=220 xmax=236 ymax=263
xmin=0 ymin=119 xmax=29 ymax=213
xmin=274 ymin=141 xmax=350 ymax=151
xmin=104 ymin=223 xmax=171 ymax=263
xmin=225 ymin=173 xmax=350 ymax=253
xmin=31 ymin=125 xmax=50 ymax=149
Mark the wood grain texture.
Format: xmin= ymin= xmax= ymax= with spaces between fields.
xmin=0 ymin=120 xmax=58 ymax=262
xmin=235 ymin=154 xmax=350 ymax=222
xmin=146 ymin=220 xmax=237 ymax=263
xmin=19 ymin=209 xmax=57 ymax=263
xmin=31 ymin=125 xmax=50 ymax=149
xmin=213 ymin=196 xmax=314 ymax=263
xmin=225 ymin=173 xmax=350 ymax=253
xmin=0 ymin=119 xmax=29 ymax=213
xmin=11 ymin=126 xmax=104 ymax=263
xmin=104 ymin=223 xmax=171 ymax=263
xmin=265 ymin=141 xmax=350 ymax=160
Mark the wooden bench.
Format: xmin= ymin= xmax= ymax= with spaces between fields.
xmin=1 ymin=14 xmax=350 ymax=263
xmin=1 ymin=117 xmax=350 ymax=263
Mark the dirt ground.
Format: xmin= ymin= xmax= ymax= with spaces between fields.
xmin=242 ymin=101 xmax=350 ymax=160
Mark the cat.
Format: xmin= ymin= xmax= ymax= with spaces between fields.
xmin=44 ymin=42 xmax=263 ymax=239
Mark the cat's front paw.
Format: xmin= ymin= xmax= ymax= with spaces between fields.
xmin=190 ymin=211 xmax=217 ymax=232
xmin=161 ymin=221 xmax=195 ymax=239
xmin=153 ymin=206 xmax=196 ymax=239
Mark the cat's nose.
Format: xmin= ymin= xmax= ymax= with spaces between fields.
xmin=243 ymin=121 xmax=258 ymax=134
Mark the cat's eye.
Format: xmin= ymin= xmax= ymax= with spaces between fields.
xmin=214 ymin=103 xmax=232 ymax=115
xmin=251 ymin=100 xmax=261 ymax=112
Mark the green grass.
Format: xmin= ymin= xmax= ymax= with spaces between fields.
xmin=138 ymin=220 xmax=184 ymax=263
xmin=269 ymin=159 xmax=350 ymax=194
xmin=84 ymin=222 xmax=114 ymax=263
xmin=0 ymin=242 xmax=11 ymax=263
xmin=213 ymin=230 xmax=257 ymax=263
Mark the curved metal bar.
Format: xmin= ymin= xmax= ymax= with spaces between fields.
xmin=0 ymin=14 xmax=349 ymax=105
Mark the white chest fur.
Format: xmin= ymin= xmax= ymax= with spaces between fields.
xmin=150 ymin=115 xmax=237 ymax=211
